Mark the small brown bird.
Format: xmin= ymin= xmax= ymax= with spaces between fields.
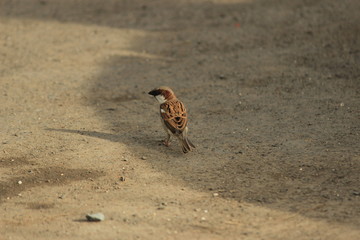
xmin=148 ymin=86 xmax=195 ymax=153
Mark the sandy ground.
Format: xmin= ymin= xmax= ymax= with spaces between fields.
xmin=0 ymin=0 xmax=359 ymax=239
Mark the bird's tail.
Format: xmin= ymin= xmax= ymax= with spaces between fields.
xmin=179 ymin=129 xmax=195 ymax=153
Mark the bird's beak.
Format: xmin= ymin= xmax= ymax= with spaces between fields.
xmin=148 ymin=89 xmax=160 ymax=96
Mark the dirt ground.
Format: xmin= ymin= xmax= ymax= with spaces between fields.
xmin=0 ymin=0 xmax=359 ymax=239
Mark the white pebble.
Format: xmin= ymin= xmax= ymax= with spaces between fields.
xmin=86 ymin=213 xmax=105 ymax=222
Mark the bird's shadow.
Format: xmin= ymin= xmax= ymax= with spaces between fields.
xmin=46 ymin=128 xmax=123 ymax=142
xmin=46 ymin=128 xmax=184 ymax=158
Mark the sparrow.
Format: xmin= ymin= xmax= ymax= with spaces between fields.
xmin=148 ymin=86 xmax=195 ymax=153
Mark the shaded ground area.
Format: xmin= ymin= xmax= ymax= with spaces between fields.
xmin=0 ymin=0 xmax=359 ymax=239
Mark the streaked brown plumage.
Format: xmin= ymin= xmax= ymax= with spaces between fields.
xmin=149 ymin=86 xmax=195 ymax=153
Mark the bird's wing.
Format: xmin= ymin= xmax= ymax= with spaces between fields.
xmin=160 ymin=99 xmax=188 ymax=134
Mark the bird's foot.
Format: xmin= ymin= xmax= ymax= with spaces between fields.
xmin=163 ymin=140 xmax=171 ymax=147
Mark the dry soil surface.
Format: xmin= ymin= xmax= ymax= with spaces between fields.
xmin=0 ymin=0 xmax=359 ymax=239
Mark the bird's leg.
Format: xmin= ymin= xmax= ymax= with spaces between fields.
xmin=163 ymin=133 xmax=171 ymax=147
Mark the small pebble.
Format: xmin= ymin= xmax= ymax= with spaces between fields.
xmin=216 ymin=74 xmax=226 ymax=80
xmin=119 ymin=176 xmax=125 ymax=182
xmin=18 ymin=180 xmax=22 ymax=185
xmin=213 ymin=193 xmax=219 ymax=197
xmin=141 ymin=156 xmax=147 ymax=160
xmin=86 ymin=213 xmax=105 ymax=222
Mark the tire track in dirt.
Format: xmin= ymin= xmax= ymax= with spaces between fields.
xmin=0 ymin=157 xmax=105 ymax=202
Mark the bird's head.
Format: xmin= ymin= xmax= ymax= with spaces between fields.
xmin=148 ymin=86 xmax=176 ymax=103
